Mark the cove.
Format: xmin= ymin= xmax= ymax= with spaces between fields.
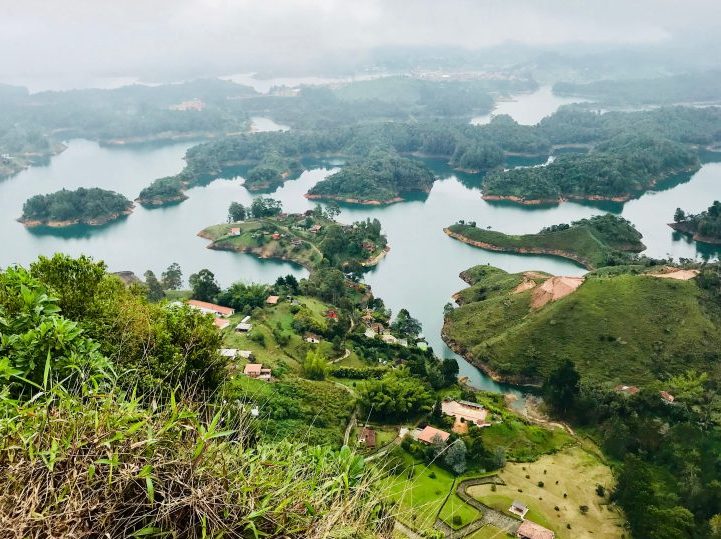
xmin=2 ymin=140 xmax=720 ymax=407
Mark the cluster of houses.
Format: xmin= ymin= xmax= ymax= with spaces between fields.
xmin=360 ymin=310 xmax=429 ymax=349
xmin=187 ymin=299 xmax=235 ymax=330
xmin=168 ymin=98 xmax=206 ymax=111
xmin=615 ymin=384 xmax=676 ymax=404
xmin=409 ymin=400 xmax=494 ymax=444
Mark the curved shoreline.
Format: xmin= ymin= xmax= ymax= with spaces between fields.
xmin=482 ymin=164 xmax=701 ymax=206
xmin=481 ymin=193 xmax=631 ymax=205
xmin=441 ymin=330 xmax=542 ymax=388
xmin=136 ymin=194 xmax=189 ymax=207
xmin=443 ymin=228 xmax=594 ymax=269
xmin=668 ymin=222 xmax=721 ymax=245
xmin=304 ymin=193 xmax=405 ymax=205
xmin=18 ymin=207 xmax=134 ymax=228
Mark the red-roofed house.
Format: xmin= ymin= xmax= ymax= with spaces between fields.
xmin=266 ymin=295 xmax=280 ymax=305
xmin=358 ymin=427 xmax=377 ymax=448
xmin=244 ymin=363 xmax=272 ymax=381
xmin=214 ymin=318 xmax=230 ymax=330
xmin=230 ymin=227 xmax=241 ymax=236
xmin=615 ymin=385 xmax=640 ymax=396
xmin=660 ymin=391 xmax=675 ymax=404
xmin=516 ymin=520 xmax=555 ymax=539
xmin=416 ymin=426 xmax=450 ymax=445
xmin=187 ymin=300 xmax=235 ymax=317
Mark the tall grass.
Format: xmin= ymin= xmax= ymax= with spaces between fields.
xmin=0 ymin=382 xmax=393 ymax=538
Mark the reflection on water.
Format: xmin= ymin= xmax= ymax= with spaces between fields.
xmin=1 ymin=139 xmax=720 ymax=400
xmin=470 ymin=86 xmax=589 ymax=126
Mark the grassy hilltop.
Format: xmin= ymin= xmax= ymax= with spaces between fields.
xmin=443 ymin=265 xmax=721 ymax=386
xmin=446 ymin=214 xmax=645 ymax=269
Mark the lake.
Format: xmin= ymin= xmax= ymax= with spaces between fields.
xmin=1 ymin=111 xmax=720 ymax=401
xmin=470 ymin=86 xmax=588 ymax=126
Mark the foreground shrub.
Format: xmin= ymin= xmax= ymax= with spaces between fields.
xmin=0 ymin=387 xmax=393 ymax=538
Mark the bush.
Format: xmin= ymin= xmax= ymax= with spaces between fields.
xmin=596 ymin=484 xmax=606 ymax=497
xmin=452 ymin=515 xmax=462 ymax=526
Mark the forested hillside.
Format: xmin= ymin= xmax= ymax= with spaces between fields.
xmin=307 ymin=151 xmax=436 ymax=203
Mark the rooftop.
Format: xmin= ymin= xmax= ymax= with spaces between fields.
xmin=188 ymin=300 xmax=235 ymax=317
xmin=417 ymin=425 xmax=450 ymax=445
xmin=516 ymin=520 xmax=555 ymax=539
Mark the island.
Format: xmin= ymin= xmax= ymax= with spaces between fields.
xmin=198 ymin=207 xmax=389 ymax=272
xmin=305 ymin=151 xmax=436 ymax=204
xmin=19 ymin=187 xmax=134 ymax=227
xmin=442 ymin=263 xmax=716 ymax=386
xmin=445 ymin=214 xmax=645 ymax=269
xmin=136 ymin=176 xmax=189 ymax=207
xmin=670 ymin=201 xmax=721 ymax=244
xmin=482 ymin=133 xmax=700 ymax=205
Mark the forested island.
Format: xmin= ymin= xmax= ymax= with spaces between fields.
xmin=306 ymin=151 xmax=436 ymax=204
xmin=482 ymin=133 xmax=700 ymax=204
xmin=136 ymin=176 xmax=189 ymax=206
xmin=144 ymin=105 xmax=721 ymax=206
xmin=19 ymin=187 xmax=134 ymax=227
xmin=199 ymin=199 xmax=388 ymax=272
xmin=445 ymin=214 xmax=645 ymax=269
xmin=670 ymin=201 xmax=721 ymax=244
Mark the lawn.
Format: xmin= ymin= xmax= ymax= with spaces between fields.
xmin=466 ymin=525 xmax=512 ymax=538
xmin=438 ymin=493 xmax=480 ymax=529
xmin=382 ymin=462 xmax=456 ymax=533
xmin=466 ymin=446 xmax=625 ymax=539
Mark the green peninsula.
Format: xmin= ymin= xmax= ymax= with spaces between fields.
xmin=443 ymin=264 xmax=720 ymax=386
xmin=306 ymin=151 xmax=436 ymax=204
xmin=199 ymin=210 xmax=389 ymax=271
xmin=445 ymin=214 xmax=645 ymax=269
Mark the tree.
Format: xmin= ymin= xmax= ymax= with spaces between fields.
xmin=189 ymin=269 xmax=221 ymax=302
xmin=29 ymin=254 xmax=107 ymax=321
xmin=441 ymin=357 xmax=459 ymax=386
xmin=674 ymin=207 xmax=686 ymax=223
xmin=250 ymin=197 xmax=282 ymax=218
xmin=228 ymin=202 xmax=246 ymax=222
xmin=302 ymin=349 xmax=329 ymax=380
xmin=391 ymin=308 xmax=422 ymax=339
xmin=144 ymin=270 xmax=165 ymax=302
xmin=543 ymin=359 xmax=580 ymax=415
xmin=325 ymin=201 xmax=341 ymax=220
xmin=216 ymin=282 xmax=269 ymax=312
xmin=160 ymin=262 xmax=182 ymax=290
xmin=443 ymin=439 xmax=468 ymax=475
xmin=357 ymin=369 xmax=433 ymax=420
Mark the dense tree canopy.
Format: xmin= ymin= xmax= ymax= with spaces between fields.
xmin=307 ymin=150 xmax=436 ymax=202
xmin=21 ymin=188 xmax=133 ymax=225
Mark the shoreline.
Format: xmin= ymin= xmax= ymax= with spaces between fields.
xmin=304 ymin=193 xmax=405 ymax=205
xmin=482 ymin=164 xmax=701 ymax=206
xmin=197 ymin=229 xmax=313 ymax=271
xmin=441 ymin=330 xmax=542 ymax=389
xmin=481 ymin=193 xmax=631 ymax=205
xmin=361 ymin=245 xmax=391 ymax=267
xmin=136 ymin=193 xmax=189 ymax=207
xmin=668 ymin=222 xmax=721 ymax=245
xmin=18 ymin=206 xmax=134 ymax=228
xmin=443 ymin=228 xmax=594 ymax=269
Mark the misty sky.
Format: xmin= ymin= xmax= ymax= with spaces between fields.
xmin=2 ymin=0 xmax=720 ymax=86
